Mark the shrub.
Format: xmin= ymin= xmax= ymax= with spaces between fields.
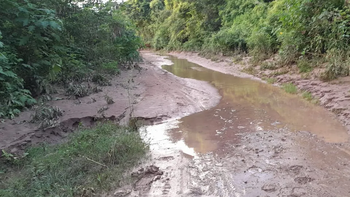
xmin=66 ymin=83 xmax=93 ymax=98
xmin=30 ymin=105 xmax=63 ymax=128
xmin=260 ymin=62 xmax=278 ymax=70
xmin=302 ymin=91 xmax=313 ymax=101
xmin=297 ymin=58 xmax=312 ymax=73
xmin=282 ymin=83 xmax=298 ymax=94
xmin=321 ymin=49 xmax=350 ymax=81
xmin=91 ymin=74 xmax=111 ymax=86
xmin=266 ymin=78 xmax=276 ymax=84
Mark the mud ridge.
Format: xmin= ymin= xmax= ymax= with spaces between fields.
xmin=5 ymin=115 xmax=123 ymax=154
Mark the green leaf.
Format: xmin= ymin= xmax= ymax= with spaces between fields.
xmin=22 ymin=64 xmax=33 ymax=69
xmin=51 ymin=33 xmax=60 ymax=41
xmin=40 ymin=21 xmax=49 ymax=28
xmin=23 ymin=18 xmax=29 ymax=26
xmin=49 ymin=21 xmax=61 ymax=30
xmin=39 ymin=8 xmax=53 ymax=14
xmin=28 ymin=25 xmax=35 ymax=32
xmin=19 ymin=36 xmax=30 ymax=46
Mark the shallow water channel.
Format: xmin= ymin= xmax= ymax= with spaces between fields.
xmin=145 ymin=56 xmax=348 ymax=157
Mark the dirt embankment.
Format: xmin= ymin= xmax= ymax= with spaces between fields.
xmin=169 ymin=51 xmax=350 ymax=133
xmin=0 ymin=52 xmax=220 ymax=154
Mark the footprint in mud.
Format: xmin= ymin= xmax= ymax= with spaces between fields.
xmin=288 ymin=165 xmax=303 ymax=175
xmin=162 ymin=182 xmax=171 ymax=195
xmin=294 ymin=176 xmax=315 ymax=184
xmin=261 ymin=183 xmax=279 ymax=193
xmin=157 ymin=156 xmax=175 ymax=161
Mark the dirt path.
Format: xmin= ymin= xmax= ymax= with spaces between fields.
xmin=109 ymin=51 xmax=350 ymax=197
xmin=4 ymin=51 xmax=350 ymax=197
xmin=0 ymin=51 xmax=219 ymax=154
xmin=169 ymin=51 xmax=350 ymax=133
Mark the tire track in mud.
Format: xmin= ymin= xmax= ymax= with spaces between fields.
xmin=186 ymin=128 xmax=350 ymax=197
xmin=112 ymin=52 xmax=350 ymax=197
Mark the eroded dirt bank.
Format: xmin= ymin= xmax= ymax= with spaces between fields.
xmin=0 ymin=52 xmax=220 ymax=153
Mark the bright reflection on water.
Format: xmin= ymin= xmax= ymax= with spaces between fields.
xmin=161 ymin=56 xmax=348 ymax=154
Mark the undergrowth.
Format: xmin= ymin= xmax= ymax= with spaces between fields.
xmin=282 ymin=83 xmax=298 ymax=94
xmin=266 ymin=78 xmax=276 ymax=84
xmin=302 ymin=91 xmax=313 ymax=101
xmin=0 ymin=123 xmax=147 ymax=197
xmin=66 ymin=83 xmax=102 ymax=98
xmin=125 ymin=0 xmax=350 ymax=81
xmin=30 ymin=105 xmax=63 ymax=128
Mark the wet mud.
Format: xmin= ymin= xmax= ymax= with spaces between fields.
xmin=4 ymin=51 xmax=350 ymax=196
xmin=0 ymin=52 xmax=219 ymax=154
xmin=164 ymin=57 xmax=348 ymax=145
xmin=169 ymin=51 xmax=350 ymax=134
xmin=126 ymin=54 xmax=350 ymax=197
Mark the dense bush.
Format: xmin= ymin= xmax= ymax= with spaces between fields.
xmin=125 ymin=0 xmax=350 ymax=78
xmin=0 ymin=0 xmax=141 ymax=118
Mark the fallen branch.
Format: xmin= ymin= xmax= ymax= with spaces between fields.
xmin=82 ymin=156 xmax=108 ymax=168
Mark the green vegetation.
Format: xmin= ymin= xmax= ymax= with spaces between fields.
xmin=272 ymin=68 xmax=289 ymax=76
xmin=302 ymin=91 xmax=313 ymax=101
xmin=260 ymin=62 xmax=278 ymax=71
xmin=242 ymin=65 xmax=257 ymax=75
xmin=124 ymin=0 xmax=350 ymax=80
xmin=297 ymin=59 xmax=312 ymax=73
xmin=30 ymin=105 xmax=63 ymax=128
xmin=282 ymin=83 xmax=298 ymax=94
xmin=0 ymin=0 xmax=141 ymax=118
xmin=266 ymin=78 xmax=276 ymax=84
xmin=0 ymin=123 xmax=147 ymax=197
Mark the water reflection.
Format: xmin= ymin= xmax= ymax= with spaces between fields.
xmin=162 ymin=56 xmax=348 ymax=154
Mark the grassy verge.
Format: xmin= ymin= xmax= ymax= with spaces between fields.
xmin=0 ymin=123 xmax=147 ymax=197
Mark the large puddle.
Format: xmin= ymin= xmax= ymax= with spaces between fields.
xmin=157 ymin=56 xmax=348 ymax=154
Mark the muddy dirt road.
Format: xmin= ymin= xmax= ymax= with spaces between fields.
xmin=3 ymin=51 xmax=350 ymax=197
xmin=0 ymin=52 xmax=219 ymax=153
xmin=121 ymin=52 xmax=350 ymax=197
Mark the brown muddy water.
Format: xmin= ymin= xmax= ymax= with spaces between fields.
xmin=158 ymin=56 xmax=348 ymax=155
